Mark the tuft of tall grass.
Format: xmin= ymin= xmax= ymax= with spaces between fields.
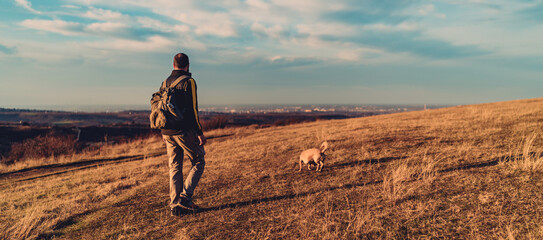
xmin=418 ymin=151 xmax=441 ymax=186
xmin=505 ymin=133 xmax=543 ymax=172
xmin=382 ymin=161 xmax=414 ymax=204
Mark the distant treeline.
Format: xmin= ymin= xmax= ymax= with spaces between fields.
xmin=0 ymin=108 xmax=56 ymax=113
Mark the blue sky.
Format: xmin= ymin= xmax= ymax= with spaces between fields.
xmin=0 ymin=0 xmax=541 ymax=108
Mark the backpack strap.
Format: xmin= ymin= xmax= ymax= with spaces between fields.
xmin=168 ymin=75 xmax=190 ymax=89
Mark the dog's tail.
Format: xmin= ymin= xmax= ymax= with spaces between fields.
xmin=320 ymin=141 xmax=329 ymax=153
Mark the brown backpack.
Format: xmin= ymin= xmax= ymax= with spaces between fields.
xmin=149 ymin=75 xmax=189 ymax=129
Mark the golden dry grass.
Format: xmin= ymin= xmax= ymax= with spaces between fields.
xmin=1 ymin=98 xmax=543 ymax=239
xmin=0 ymin=135 xmax=162 ymax=174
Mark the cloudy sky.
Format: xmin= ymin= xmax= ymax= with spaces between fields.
xmin=0 ymin=0 xmax=541 ymax=109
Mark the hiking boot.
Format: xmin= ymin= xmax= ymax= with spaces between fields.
xmin=171 ymin=206 xmax=183 ymax=216
xmin=180 ymin=197 xmax=200 ymax=211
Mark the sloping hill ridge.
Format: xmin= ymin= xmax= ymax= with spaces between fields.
xmin=1 ymin=98 xmax=543 ymax=239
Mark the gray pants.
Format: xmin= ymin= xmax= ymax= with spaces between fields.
xmin=162 ymin=130 xmax=205 ymax=208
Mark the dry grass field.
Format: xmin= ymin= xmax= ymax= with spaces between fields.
xmin=1 ymin=98 xmax=542 ymax=239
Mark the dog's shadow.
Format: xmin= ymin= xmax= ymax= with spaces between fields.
xmin=328 ymin=156 xmax=401 ymax=170
xmin=197 ymin=177 xmax=382 ymax=214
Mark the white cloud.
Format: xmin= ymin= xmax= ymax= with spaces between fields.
xmin=251 ymin=22 xmax=286 ymax=39
xmin=246 ymin=0 xmax=270 ymax=11
xmin=195 ymin=23 xmax=237 ymax=37
xmin=2 ymin=32 xmax=178 ymax=69
xmin=418 ymin=4 xmax=435 ymax=16
xmin=173 ymin=11 xmax=238 ymax=37
xmin=172 ymin=24 xmax=191 ymax=33
xmin=414 ymin=1 xmax=543 ymax=56
xmin=238 ymin=32 xmax=400 ymax=66
xmin=17 ymin=18 xmax=192 ymax=54
xmin=336 ymin=51 xmax=360 ymax=62
xmin=137 ymin=17 xmax=174 ymax=33
xmin=20 ymin=19 xmax=83 ymax=36
xmin=85 ymin=22 xmax=127 ymax=34
xmin=61 ymin=5 xmax=80 ymax=9
xmin=271 ymin=0 xmax=343 ymax=14
xmin=230 ymin=1 xmax=290 ymax=26
xmin=83 ymin=7 xmax=126 ymax=21
xmin=423 ymin=24 xmax=543 ymax=56
xmin=116 ymin=0 xmax=236 ymax=38
xmin=362 ymin=21 xmax=419 ymax=32
xmin=19 ymin=19 xmax=133 ymax=38
xmin=402 ymin=3 xmax=446 ymax=19
xmin=84 ymin=35 xmax=175 ymax=52
xmin=296 ymin=22 xmax=355 ymax=37
xmin=15 ymin=0 xmax=41 ymax=14
xmin=2 ymin=38 xmax=85 ymax=65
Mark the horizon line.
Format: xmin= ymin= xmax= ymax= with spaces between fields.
xmin=1 ymin=103 xmax=455 ymax=113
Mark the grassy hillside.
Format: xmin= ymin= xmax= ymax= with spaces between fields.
xmin=1 ymin=98 xmax=542 ymax=239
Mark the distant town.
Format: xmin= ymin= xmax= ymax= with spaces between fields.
xmin=200 ymin=104 xmax=445 ymax=114
xmin=1 ymin=104 xmax=449 ymax=114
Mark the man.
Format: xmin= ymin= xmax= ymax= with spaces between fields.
xmin=160 ymin=53 xmax=207 ymax=216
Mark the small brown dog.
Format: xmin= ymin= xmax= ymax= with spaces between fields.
xmin=299 ymin=142 xmax=329 ymax=172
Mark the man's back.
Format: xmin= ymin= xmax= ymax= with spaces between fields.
xmin=160 ymin=69 xmax=203 ymax=136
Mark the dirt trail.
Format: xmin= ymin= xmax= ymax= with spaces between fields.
xmin=0 ymin=151 xmax=165 ymax=186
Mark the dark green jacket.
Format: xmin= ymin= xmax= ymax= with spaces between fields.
xmin=160 ymin=70 xmax=203 ymax=136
